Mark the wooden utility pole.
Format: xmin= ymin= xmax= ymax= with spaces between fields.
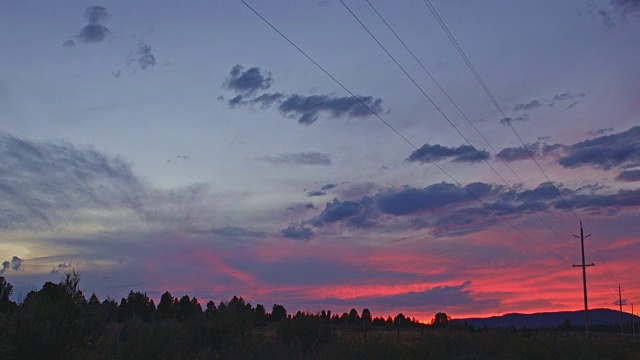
xmin=632 ymin=303 xmax=636 ymax=340
xmin=618 ymin=285 xmax=626 ymax=340
xmin=573 ymin=222 xmax=594 ymax=339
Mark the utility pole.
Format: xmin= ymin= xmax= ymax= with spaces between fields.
xmin=618 ymin=285 xmax=626 ymax=340
xmin=632 ymin=304 xmax=635 ymax=340
xmin=573 ymin=221 xmax=594 ymax=339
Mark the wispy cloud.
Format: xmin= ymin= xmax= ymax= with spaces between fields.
xmin=407 ymin=144 xmax=490 ymax=164
xmin=513 ymin=100 xmax=542 ymax=111
xmin=260 ymin=152 xmax=332 ymax=166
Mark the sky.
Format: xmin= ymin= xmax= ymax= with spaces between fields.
xmin=1 ymin=0 xmax=639 ymax=322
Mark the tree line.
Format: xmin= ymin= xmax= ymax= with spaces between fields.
xmin=0 ymin=272 xmax=449 ymax=359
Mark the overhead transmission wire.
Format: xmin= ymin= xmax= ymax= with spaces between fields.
xmin=421 ymin=0 xmax=625 ymax=284
xmin=239 ymin=0 xmax=573 ymax=264
xmin=360 ymin=0 xmax=577 ymax=255
xmin=421 ymin=0 xmax=582 ymax=225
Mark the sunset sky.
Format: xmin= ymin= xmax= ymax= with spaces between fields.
xmin=1 ymin=0 xmax=639 ymax=322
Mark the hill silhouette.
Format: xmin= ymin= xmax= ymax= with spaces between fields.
xmin=454 ymin=308 xmax=640 ymax=328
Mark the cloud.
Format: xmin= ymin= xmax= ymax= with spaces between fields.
xmin=278 ymin=94 xmax=383 ymax=125
xmin=281 ymin=224 xmax=315 ymax=241
xmin=78 ymin=23 xmax=110 ymax=43
xmin=62 ymin=40 xmax=76 ymax=47
xmin=616 ymin=169 xmax=640 ymax=182
xmin=597 ymin=9 xmax=615 ymax=29
xmin=11 ymin=256 xmax=22 ymax=271
xmin=549 ymin=92 xmax=586 ymax=107
xmin=588 ymin=127 xmax=614 ymax=136
xmin=500 ymin=114 xmax=529 ymax=124
xmin=85 ymin=6 xmax=109 ymax=23
xmin=0 ymin=131 xmax=148 ymax=230
xmin=1 ymin=256 xmax=24 ymax=273
xmin=612 ymin=0 xmax=640 ymax=16
xmin=320 ymin=184 xmax=337 ymax=191
xmin=407 ymin=144 xmax=490 ymax=164
xmin=224 ymin=65 xmax=273 ymax=96
xmin=222 ymin=65 xmax=386 ymax=124
xmin=260 ymin=152 xmax=331 ymax=166
xmin=210 ymin=226 xmax=267 ymax=238
xmin=558 ymin=126 xmax=640 ymax=170
xmin=50 ymin=261 xmax=73 ymax=274
xmin=513 ymin=100 xmax=542 ymax=111
xmin=290 ymin=177 xmax=640 ymax=239
xmin=307 ymin=191 xmax=326 ymax=197
xmin=77 ymin=6 xmax=110 ymax=44
xmin=318 ymin=199 xmax=363 ymax=222
xmin=250 ymin=92 xmax=285 ymax=108
xmin=134 ymin=42 xmax=156 ymax=70
xmin=376 ymin=182 xmax=483 ymax=216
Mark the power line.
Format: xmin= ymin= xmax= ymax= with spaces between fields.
xmin=420 ymin=0 xmax=628 ymax=289
xmin=240 ymin=0 xmax=573 ymax=264
xmin=421 ymin=0 xmax=582 ymax=223
xmin=361 ymin=0 xmax=577 ymax=254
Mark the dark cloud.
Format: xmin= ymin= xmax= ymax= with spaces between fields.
xmin=407 ymin=144 xmax=489 ymax=164
xmin=496 ymin=146 xmax=532 ymax=162
xmin=224 ymin=65 xmax=273 ymax=96
xmin=281 ymin=224 xmax=315 ymax=241
xmin=11 ymin=256 xmax=22 ymax=271
xmin=50 ymin=261 xmax=73 ymax=274
xmin=278 ymin=94 xmax=384 ymax=125
xmin=78 ymin=23 xmax=110 ymax=43
xmin=588 ymin=127 xmax=614 ymax=136
xmin=305 ymin=203 xmax=316 ymax=209
xmin=500 ymin=114 xmax=529 ymax=124
xmin=250 ymin=93 xmax=285 ymax=108
xmin=260 ymin=152 xmax=331 ymax=166
xmin=612 ymin=0 xmax=640 ymax=16
xmin=307 ymin=191 xmax=325 ymax=197
xmin=0 ymin=131 xmax=146 ymax=230
xmin=616 ymin=169 xmax=640 ymax=182
xmin=558 ymin=126 xmax=640 ymax=170
xmin=320 ymin=183 xmax=337 ymax=191
xmin=222 ymin=65 xmax=385 ymax=123
xmin=549 ymin=92 xmax=586 ymax=106
xmin=376 ymin=182 xmax=480 ymax=216
xmin=85 ymin=6 xmax=109 ymax=23
xmin=135 ymin=42 xmax=156 ymax=70
xmin=513 ymin=100 xmax=542 ymax=112
xmin=211 ymin=226 xmax=267 ymax=238
xmin=318 ymin=199 xmax=363 ymax=222
xmin=62 ymin=40 xmax=76 ymax=47
xmin=290 ymin=178 xmax=640 ymax=239
xmin=0 ymin=261 xmax=9 ymax=274
xmin=77 ymin=6 xmax=110 ymax=44
xmin=496 ymin=142 xmax=562 ymax=163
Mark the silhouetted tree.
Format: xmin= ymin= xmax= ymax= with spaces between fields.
xmin=432 ymin=312 xmax=450 ymax=328
xmin=361 ymin=308 xmax=372 ymax=323
xmin=254 ymin=303 xmax=266 ymax=325
xmin=119 ymin=291 xmax=156 ymax=321
xmin=348 ymin=308 xmax=359 ymax=324
xmin=271 ymin=303 xmax=287 ymax=322
xmin=158 ymin=291 xmax=176 ymax=319
xmin=205 ymin=300 xmax=217 ymax=317
xmin=0 ymin=276 xmax=15 ymax=313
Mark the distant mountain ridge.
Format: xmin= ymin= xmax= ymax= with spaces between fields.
xmin=453 ymin=308 xmax=640 ymax=328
